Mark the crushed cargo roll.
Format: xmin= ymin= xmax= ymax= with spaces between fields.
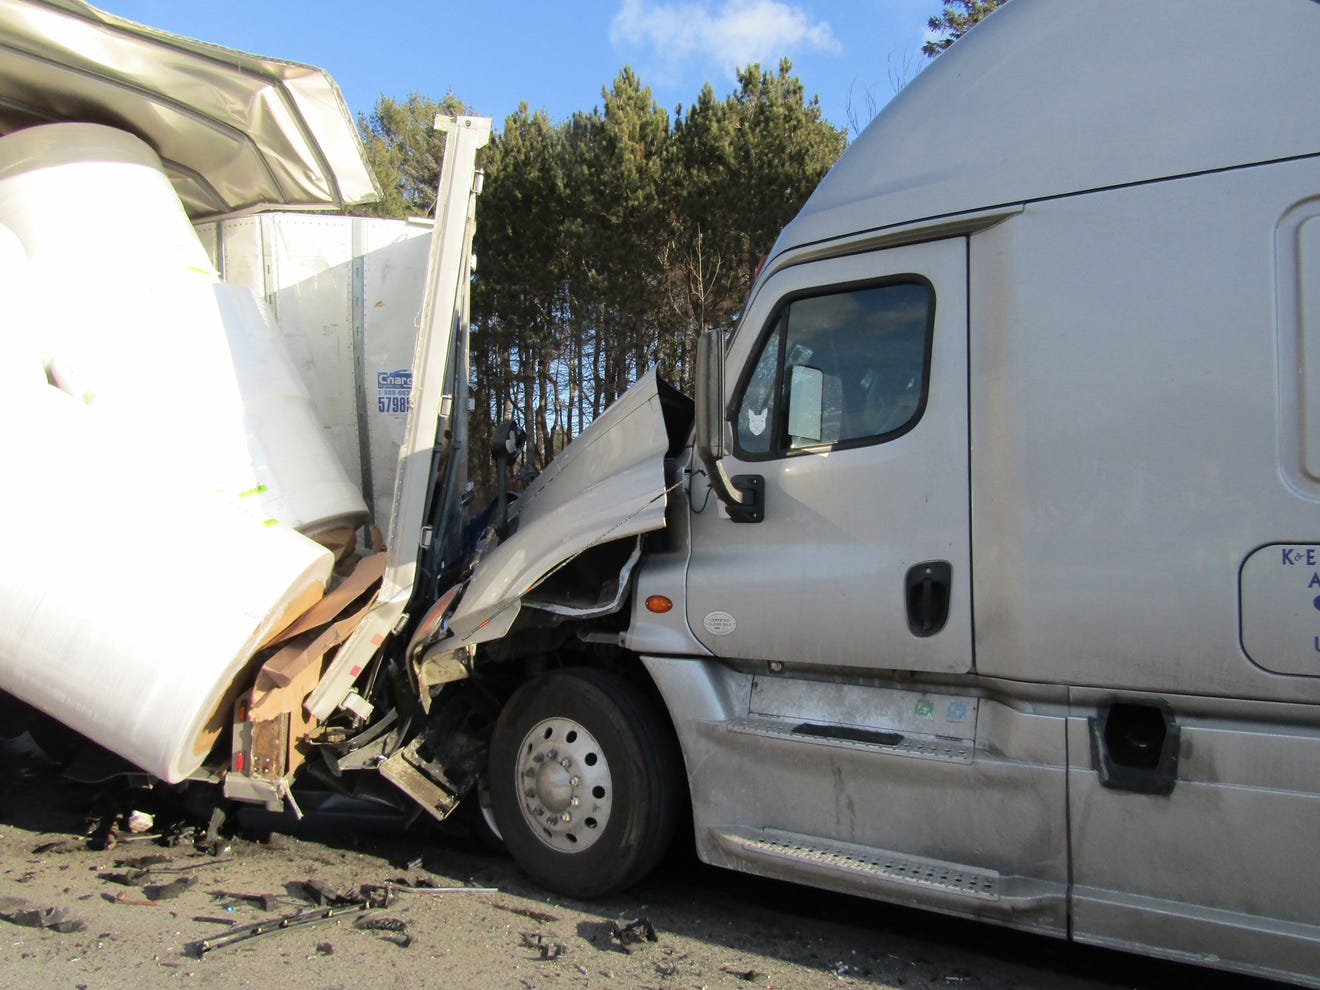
xmin=0 ymin=122 xmax=367 ymax=534
xmin=0 ymin=123 xmax=374 ymax=780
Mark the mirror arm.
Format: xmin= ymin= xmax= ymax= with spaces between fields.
xmin=695 ymin=327 xmax=764 ymax=523
xmin=701 ymin=452 xmax=750 ymax=507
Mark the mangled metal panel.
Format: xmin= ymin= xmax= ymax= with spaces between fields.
xmin=443 ymin=370 xmax=682 ymax=647
xmin=305 ymin=116 xmax=491 ymax=723
xmin=0 ymin=0 xmax=380 ymax=218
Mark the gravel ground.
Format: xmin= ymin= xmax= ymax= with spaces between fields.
xmin=0 ymin=730 xmax=1293 ymax=990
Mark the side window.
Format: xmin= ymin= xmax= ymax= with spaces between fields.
xmin=734 ymin=279 xmax=934 ymax=457
xmin=735 ymin=318 xmax=784 ymax=454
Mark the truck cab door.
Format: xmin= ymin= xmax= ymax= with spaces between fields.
xmin=685 ymin=237 xmax=970 ymax=674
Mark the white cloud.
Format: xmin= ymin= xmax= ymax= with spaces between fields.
xmin=610 ymin=0 xmax=842 ymax=84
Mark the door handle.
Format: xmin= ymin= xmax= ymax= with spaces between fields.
xmin=905 ymin=561 xmax=951 ymax=637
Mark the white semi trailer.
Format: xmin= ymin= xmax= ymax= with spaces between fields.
xmin=2 ymin=1 xmax=1316 ymax=986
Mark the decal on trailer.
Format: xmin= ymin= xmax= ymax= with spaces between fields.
xmin=1240 ymin=543 xmax=1320 ymax=677
xmin=376 ymin=369 xmax=412 ymax=413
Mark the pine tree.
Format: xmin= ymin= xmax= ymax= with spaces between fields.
xmin=923 ymin=0 xmax=1007 ymax=57
xmin=355 ymin=92 xmax=469 ymax=218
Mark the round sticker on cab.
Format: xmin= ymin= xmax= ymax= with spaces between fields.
xmin=703 ymin=611 xmax=737 ymax=636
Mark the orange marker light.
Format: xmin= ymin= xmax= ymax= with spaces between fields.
xmin=645 ymin=595 xmax=674 ymax=614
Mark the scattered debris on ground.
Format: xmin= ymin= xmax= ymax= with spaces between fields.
xmin=519 ymin=931 xmax=565 ymax=960
xmin=2 ymin=700 xmax=1246 ymax=990
xmin=354 ymin=916 xmax=408 ymax=933
xmin=609 ymin=916 xmax=658 ymax=952
xmin=355 ymin=915 xmax=412 ymax=948
xmin=0 ymin=896 xmax=85 ymax=933
xmin=488 ymin=901 xmax=559 ymax=924
xmin=143 ymin=876 xmax=196 ymax=901
xmin=190 ymin=903 xmax=372 ymax=956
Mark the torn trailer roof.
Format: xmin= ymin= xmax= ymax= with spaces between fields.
xmin=0 ymin=0 xmax=381 ymax=218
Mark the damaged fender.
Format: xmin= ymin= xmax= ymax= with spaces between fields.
xmin=433 ymin=370 xmax=683 ymax=658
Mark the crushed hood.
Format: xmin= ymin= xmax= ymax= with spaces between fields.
xmin=444 ymin=370 xmax=690 ymax=647
xmin=0 ymin=0 xmax=381 ymax=218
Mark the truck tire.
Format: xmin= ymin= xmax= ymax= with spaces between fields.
xmin=488 ymin=667 xmax=682 ymax=898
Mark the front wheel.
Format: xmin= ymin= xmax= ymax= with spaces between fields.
xmin=488 ymin=667 xmax=682 ymax=898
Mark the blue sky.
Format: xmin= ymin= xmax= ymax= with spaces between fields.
xmin=95 ymin=1 xmax=939 ymax=136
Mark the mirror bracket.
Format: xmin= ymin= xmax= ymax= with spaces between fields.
xmin=727 ymin=475 xmax=764 ymax=524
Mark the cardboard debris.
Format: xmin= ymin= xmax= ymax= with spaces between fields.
xmin=262 ymin=553 xmax=385 ymax=653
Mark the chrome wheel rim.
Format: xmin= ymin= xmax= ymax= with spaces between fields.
xmin=514 ymin=716 xmax=612 ymax=853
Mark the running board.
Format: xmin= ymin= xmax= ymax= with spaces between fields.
xmin=726 ymin=717 xmax=973 ymax=765
xmin=713 ymin=826 xmax=998 ymax=899
xmin=708 ymin=827 xmax=1067 ymax=929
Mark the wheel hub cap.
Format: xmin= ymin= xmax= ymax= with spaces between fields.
xmin=514 ymin=716 xmax=612 ymax=853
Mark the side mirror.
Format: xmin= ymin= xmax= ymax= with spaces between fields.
xmin=489 ymin=417 xmax=526 ymax=537
xmin=694 ymin=328 xmax=726 ymax=464
xmin=694 ymin=329 xmax=763 ymax=523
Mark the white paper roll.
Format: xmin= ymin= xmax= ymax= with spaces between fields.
xmin=0 ymin=123 xmax=215 ymax=274
xmin=0 ymin=388 xmax=334 ymax=782
xmin=216 ymin=284 xmax=368 ymax=534
xmin=0 ymin=223 xmax=45 ymax=391
xmin=0 ymin=125 xmax=366 ymax=781
xmin=0 ymin=123 xmax=367 ymax=533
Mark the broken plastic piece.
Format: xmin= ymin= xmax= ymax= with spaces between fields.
xmin=126 ymin=810 xmax=154 ymax=833
xmin=144 ymin=877 xmax=196 ymax=901
xmin=0 ymin=904 xmax=85 ymax=933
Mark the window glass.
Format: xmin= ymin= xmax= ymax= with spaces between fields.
xmin=735 ymin=280 xmax=932 ymax=456
xmin=736 ymin=317 xmax=784 ymax=453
